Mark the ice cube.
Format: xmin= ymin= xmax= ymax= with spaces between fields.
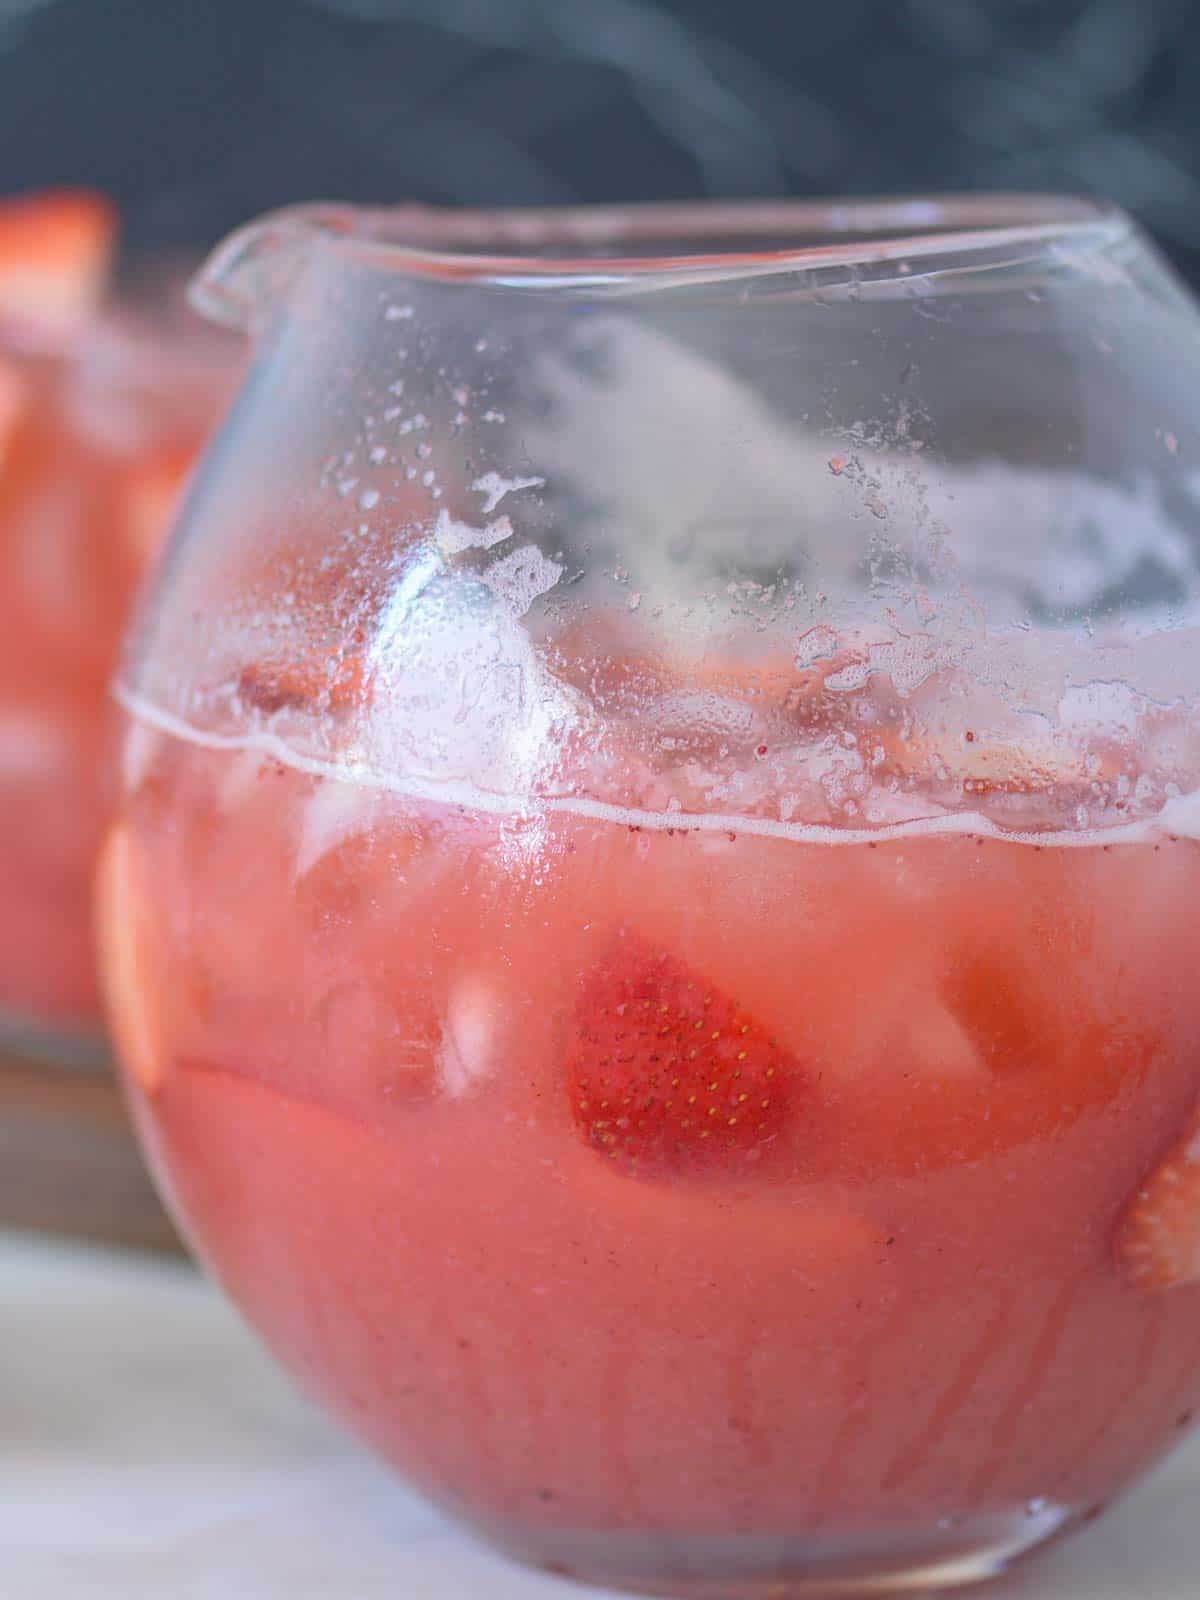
xmin=360 ymin=558 xmax=586 ymax=796
xmin=441 ymin=975 xmax=501 ymax=1096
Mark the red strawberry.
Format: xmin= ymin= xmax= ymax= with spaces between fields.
xmin=1116 ymin=1108 xmax=1200 ymax=1290
xmin=566 ymin=933 xmax=799 ymax=1176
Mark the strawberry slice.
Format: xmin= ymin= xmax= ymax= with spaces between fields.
xmin=94 ymin=821 xmax=163 ymax=1095
xmin=566 ymin=932 xmax=799 ymax=1175
xmin=0 ymin=189 xmax=116 ymax=341
xmin=237 ymin=651 xmax=368 ymax=715
xmin=1116 ymin=1108 xmax=1200 ymax=1290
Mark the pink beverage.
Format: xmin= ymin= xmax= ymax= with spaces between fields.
xmin=0 ymin=191 xmax=234 ymax=1039
xmin=97 ymin=197 xmax=1200 ymax=1596
xmin=100 ymin=642 xmax=1200 ymax=1593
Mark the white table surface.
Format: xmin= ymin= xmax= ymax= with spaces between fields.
xmin=3 ymin=1228 xmax=1196 ymax=1600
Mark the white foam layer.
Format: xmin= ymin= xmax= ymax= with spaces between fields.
xmin=526 ymin=316 xmax=1200 ymax=628
xmin=116 ymin=684 xmax=1200 ymax=850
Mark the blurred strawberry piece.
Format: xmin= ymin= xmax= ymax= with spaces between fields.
xmin=94 ymin=821 xmax=163 ymax=1094
xmin=0 ymin=189 xmax=117 ymax=343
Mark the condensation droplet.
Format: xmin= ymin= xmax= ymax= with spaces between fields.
xmin=434 ymin=509 xmax=514 ymax=555
xmin=471 ymin=471 xmax=545 ymax=514
xmin=359 ymin=488 xmax=380 ymax=510
xmin=385 ymin=304 xmax=414 ymax=321
xmin=479 ymin=543 xmax=563 ymax=616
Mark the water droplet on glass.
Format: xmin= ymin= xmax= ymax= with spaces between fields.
xmin=385 ymin=304 xmax=414 ymax=321
xmin=388 ymin=379 xmax=405 ymax=396
xmin=479 ymin=543 xmax=563 ymax=616
xmin=336 ymin=478 xmax=357 ymax=498
xmin=471 ymin=471 xmax=545 ymax=514
xmin=369 ymin=447 xmax=387 ymax=465
xmin=358 ymin=488 xmax=380 ymax=510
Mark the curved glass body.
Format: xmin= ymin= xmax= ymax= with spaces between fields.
xmin=101 ymin=197 xmax=1200 ymax=1598
xmin=0 ymin=195 xmax=237 ymax=1046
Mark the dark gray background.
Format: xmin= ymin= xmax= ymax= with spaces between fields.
xmin=1 ymin=0 xmax=1197 ymax=282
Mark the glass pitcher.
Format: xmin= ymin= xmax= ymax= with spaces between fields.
xmin=98 ymin=195 xmax=1200 ymax=1598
